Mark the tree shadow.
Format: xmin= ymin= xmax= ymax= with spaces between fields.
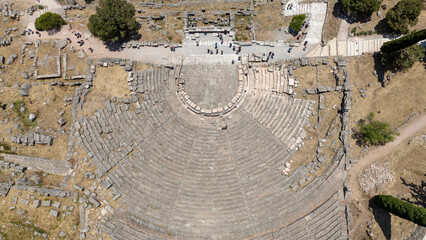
xmin=400 ymin=177 xmax=426 ymax=208
xmin=47 ymin=26 xmax=63 ymax=36
xmin=351 ymin=123 xmax=365 ymax=147
xmin=104 ymin=30 xmax=142 ymax=52
xmin=369 ymin=198 xmax=392 ymax=239
xmin=331 ymin=1 xmax=373 ymax=23
xmin=373 ymin=52 xmax=386 ymax=86
xmin=374 ymin=19 xmax=401 ymax=38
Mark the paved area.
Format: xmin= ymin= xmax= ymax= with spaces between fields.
xmin=182 ymin=65 xmax=239 ymax=109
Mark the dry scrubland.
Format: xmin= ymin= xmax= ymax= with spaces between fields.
xmin=345 ymin=56 xmax=425 ymax=239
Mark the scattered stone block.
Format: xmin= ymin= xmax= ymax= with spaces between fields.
xmin=49 ymin=209 xmax=59 ymax=217
xmin=41 ymin=200 xmax=51 ymax=207
xmin=32 ymin=199 xmax=40 ymax=208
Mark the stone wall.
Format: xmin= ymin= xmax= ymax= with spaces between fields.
xmin=3 ymin=154 xmax=71 ymax=175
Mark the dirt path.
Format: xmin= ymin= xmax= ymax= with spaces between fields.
xmin=347 ymin=113 xmax=426 ymax=199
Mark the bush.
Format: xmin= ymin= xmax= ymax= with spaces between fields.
xmin=339 ymin=0 xmax=381 ymax=19
xmin=34 ymin=12 xmax=66 ymax=31
xmin=374 ymin=195 xmax=426 ymax=227
xmin=357 ymin=112 xmax=399 ymax=146
xmin=385 ymin=0 xmax=422 ymax=34
xmin=88 ymin=0 xmax=139 ymax=43
xmin=381 ymin=29 xmax=426 ymax=53
xmin=381 ymin=44 xmax=425 ymax=72
xmin=84 ymin=0 xmax=94 ymax=3
xmin=289 ymin=14 xmax=306 ymax=33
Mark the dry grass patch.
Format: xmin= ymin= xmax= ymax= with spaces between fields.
xmin=235 ymin=15 xmax=252 ymax=42
xmin=322 ymin=0 xmax=341 ymax=43
xmin=292 ymin=92 xmax=342 ymax=172
xmin=67 ymin=8 xmax=96 ymax=32
xmin=347 ymin=57 xmax=426 ymax=160
xmin=0 ymin=82 xmax=74 ymax=160
xmin=253 ymin=2 xmax=286 ymax=41
xmin=64 ymin=48 xmax=87 ymax=77
xmin=350 ymin=131 xmax=426 ymax=240
xmin=81 ymin=65 xmax=129 ymax=116
xmin=0 ymin=188 xmax=80 ymax=239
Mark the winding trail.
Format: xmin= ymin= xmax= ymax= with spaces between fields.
xmin=347 ymin=113 xmax=426 ymax=199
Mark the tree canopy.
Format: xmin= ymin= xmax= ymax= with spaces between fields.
xmin=385 ymin=0 xmax=422 ymax=34
xmin=289 ymin=14 xmax=306 ymax=33
xmin=34 ymin=12 xmax=66 ymax=31
xmin=339 ymin=0 xmax=381 ymax=19
xmin=356 ymin=112 xmax=399 ymax=146
xmin=381 ymin=44 xmax=425 ymax=72
xmin=381 ymin=29 xmax=426 ymax=53
xmin=374 ymin=195 xmax=426 ymax=227
xmin=88 ymin=0 xmax=139 ymax=43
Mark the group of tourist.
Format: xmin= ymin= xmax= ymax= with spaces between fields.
xmin=25 ymin=28 xmax=41 ymax=37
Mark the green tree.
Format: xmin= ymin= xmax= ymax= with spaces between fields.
xmin=385 ymin=0 xmax=422 ymax=34
xmin=34 ymin=12 xmax=66 ymax=31
xmin=339 ymin=0 xmax=381 ymax=19
xmin=381 ymin=29 xmax=426 ymax=53
xmin=289 ymin=14 xmax=306 ymax=33
xmin=381 ymin=44 xmax=425 ymax=72
xmin=357 ymin=112 xmax=399 ymax=146
xmin=374 ymin=195 xmax=426 ymax=227
xmin=88 ymin=0 xmax=139 ymax=43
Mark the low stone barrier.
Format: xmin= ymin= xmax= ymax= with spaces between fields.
xmin=3 ymin=154 xmax=71 ymax=175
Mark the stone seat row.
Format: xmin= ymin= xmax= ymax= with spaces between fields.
xmin=127 ymin=68 xmax=174 ymax=94
xmin=242 ymin=93 xmax=311 ymax=150
xmin=249 ymin=67 xmax=292 ymax=95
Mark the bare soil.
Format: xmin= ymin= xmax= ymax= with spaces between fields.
xmin=0 ymin=188 xmax=80 ymax=239
xmin=322 ymin=0 xmax=341 ymax=43
xmin=81 ymin=65 xmax=130 ymax=117
xmin=253 ymin=2 xmax=286 ymax=41
xmin=349 ymin=130 xmax=426 ymax=240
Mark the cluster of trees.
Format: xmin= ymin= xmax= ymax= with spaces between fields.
xmin=338 ymin=0 xmax=381 ymax=19
xmin=385 ymin=0 xmax=422 ymax=34
xmin=289 ymin=14 xmax=306 ymax=33
xmin=35 ymin=12 xmax=66 ymax=31
xmin=88 ymin=0 xmax=139 ymax=42
xmin=381 ymin=30 xmax=426 ymax=72
xmin=357 ymin=112 xmax=399 ymax=146
xmin=374 ymin=195 xmax=426 ymax=227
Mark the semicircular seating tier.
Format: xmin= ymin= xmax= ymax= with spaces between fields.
xmin=75 ymin=65 xmax=348 ymax=239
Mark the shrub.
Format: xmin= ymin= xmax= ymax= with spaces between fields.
xmin=357 ymin=112 xmax=399 ymax=146
xmin=381 ymin=44 xmax=425 ymax=72
xmin=289 ymin=14 xmax=306 ymax=33
xmin=34 ymin=12 xmax=66 ymax=31
xmin=381 ymin=29 xmax=426 ymax=53
xmin=374 ymin=195 xmax=426 ymax=227
xmin=88 ymin=0 xmax=139 ymax=43
xmin=339 ymin=0 xmax=381 ymax=19
xmin=385 ymin=0 xmax=422 ymax=34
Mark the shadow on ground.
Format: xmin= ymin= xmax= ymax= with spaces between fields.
xmin=369 ymin=198 xmax=392 ymax=239
xmin=400 ymin=177 xmax=426 ymax=208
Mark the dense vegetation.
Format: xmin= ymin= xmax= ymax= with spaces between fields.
xmin=356 ymin=112 xmax=399 ymax=146
xmin=385 ymin=0 xmax=422 ymax=34
xmin=374 ymin=195 xmax=426 ymax=227
xmin=88 ymin=0 xmax=139 ymax=42
xmin=339 ymin=0 xmax=381 ymax=19
xmin=381 ymin=29 xmax=426 ymax=53
xmin=84 ymin=0 xmax=94 ymax=3
xmin=34 ymin=12 xmax=66 ymax=31
xmin=289 ymin=14 xmax=306 ymax=33
xmin=381 ymin=44 xmax=425 ymax=72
